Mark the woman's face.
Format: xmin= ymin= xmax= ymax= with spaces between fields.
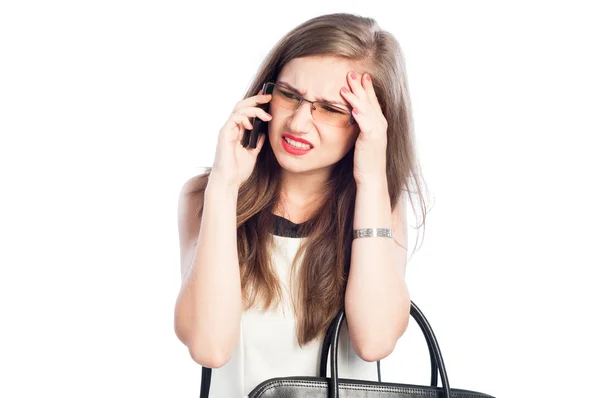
xmin=267 ymin=55 xmax=360 ymax=176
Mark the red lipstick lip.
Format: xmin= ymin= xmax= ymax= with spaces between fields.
xmin=282 ymin=134 xmax=313 ymax=147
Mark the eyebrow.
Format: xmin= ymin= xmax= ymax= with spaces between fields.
xmin=276 ymin=81 xmax=350 ymax=109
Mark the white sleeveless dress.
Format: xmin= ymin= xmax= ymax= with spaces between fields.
xmin=205 ymin=215 xmax=380 ymax=397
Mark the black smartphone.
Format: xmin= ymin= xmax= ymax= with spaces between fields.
xmin=241 ymin=82 xmax=272 ymax=149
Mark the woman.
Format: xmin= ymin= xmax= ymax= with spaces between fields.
xmin=174 ymin=12 xmax=428 ymax=397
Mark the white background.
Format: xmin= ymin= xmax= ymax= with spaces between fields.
xmin=1 ymin=1 xmax=598 ymax=397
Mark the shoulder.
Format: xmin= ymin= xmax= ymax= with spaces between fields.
xmin=177 ymin=169 xmax=211 ymax=279
xmin=179 ymin=169 xmax=211 ymax=198
xmin=177 ymin=169 xmax=212 ymax=243
xmin=178 ymin=170 xmax=211 ymax=215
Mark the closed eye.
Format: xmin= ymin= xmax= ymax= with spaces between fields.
xmin=322 ymin=106 xmax=346 ymax=115
xmin=281 ymin=90 xmax=299 ymax=100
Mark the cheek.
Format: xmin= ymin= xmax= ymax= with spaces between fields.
xmin=339 ymin=130 xmax=360 ymax=154
xmin=341 ymin=128 xmax=360 ymax=146
xmin=267 ymin=110 xmax=293 ymax=140
xmin=322 ymin=133 xmax=356 ymax=155
xmin=269 ymin=104 xmax=285 ymax=119
xmin=267 ymin=108 xmax=284 ymax=128
xmin=267 ymin=117 xmax=283 ymax=137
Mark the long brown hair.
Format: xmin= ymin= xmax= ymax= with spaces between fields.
xmin=191 ymin=12 xmax=430 ymax=347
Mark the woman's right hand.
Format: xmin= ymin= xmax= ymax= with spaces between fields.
xmin=210 ymin=90 xmax=272 ymax=189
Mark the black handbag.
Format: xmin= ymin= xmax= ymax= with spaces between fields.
xmin=200 ymin=301 xmax=495 ymax=397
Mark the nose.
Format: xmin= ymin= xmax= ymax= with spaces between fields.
xmin=287 ymin=100 xmax=315 ymax=132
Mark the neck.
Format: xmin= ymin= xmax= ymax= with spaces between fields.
xmin=275 ymin=167 xmax=331 ymax=222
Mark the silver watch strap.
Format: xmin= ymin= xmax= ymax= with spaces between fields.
xmin=353 ymin=228 xmax=393 ymax=239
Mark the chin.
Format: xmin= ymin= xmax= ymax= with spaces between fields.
xmin=274 ymin=154 xmax=313 ymax=173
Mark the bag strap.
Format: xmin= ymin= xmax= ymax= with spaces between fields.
xmin=319 ymin=313 xmax=382 ymax=382
xmin=199 ymin=366 xmax=211 ymax=398
xmin=319 ymin=301 xmax=439 ymax=386
xmin=324 ymin=301 xmax=450 ymax=398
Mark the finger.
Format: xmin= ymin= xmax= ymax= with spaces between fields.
xmin=362 ymin=73 xmax=380 ymax=108
xmin=233 ymin=93 xmax=272 ymax=112
xmin=347 ymin=71 xmax=366 ymax=100
xmin=252 ymin=132 xmax=267 ymax=153
xmin=235 ymin=106 xmax=272 ymax=122
xmin=340 ymin=86 xmax=360 ymax=111
xmin=232 ymin=115 xmax=254 ymax=144
xmin=230 ymin=113 xmax=253 ymax=131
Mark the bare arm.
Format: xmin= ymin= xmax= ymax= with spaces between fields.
xmin=174 ymin=174 xmax=242 ymax=368
xmin=345 ymin=179 xmax=410 ymax=362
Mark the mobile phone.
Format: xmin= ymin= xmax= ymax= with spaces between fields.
xmin=241 ymin=83 xmax=271 ymax=149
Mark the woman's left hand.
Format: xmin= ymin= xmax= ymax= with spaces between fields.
xmin=341 ymin=71 xmax=389 ymax=187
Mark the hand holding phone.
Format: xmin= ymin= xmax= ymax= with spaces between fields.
xmin=241 ymin=83 xmax=272 ymax=149
xmin=210 ymin=86 xmax=272 ymax=189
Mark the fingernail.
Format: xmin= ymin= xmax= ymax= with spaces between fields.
xmin=341 ymin=87 xmax=349 ymax=93
xmin=350 ymin=72 xmax=357 ymax=79
xmin=365 ymin=74 xmax=371 ymax=81
xmin=352 ymin=108 xmax=359 ymax=115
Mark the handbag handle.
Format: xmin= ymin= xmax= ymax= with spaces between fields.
xmin=319 ymin=300 xmax=440 ymax=386
xmin=198 ymin=300 xmax=449 ymax=398
xmin=326 ymin=301 xmax=451 ymax=398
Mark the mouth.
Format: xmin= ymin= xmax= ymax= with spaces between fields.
xmin=281 ymin=136 xmax=313 ymax=155
xmin=282 ymin=134 xmax=314 ymax=148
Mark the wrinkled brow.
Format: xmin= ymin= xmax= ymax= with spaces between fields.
xmin=276 ymin=80 xmax=350 ymax=109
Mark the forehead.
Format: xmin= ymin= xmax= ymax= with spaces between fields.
xmin=277 ymin=56 xmax=358 ymax=98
